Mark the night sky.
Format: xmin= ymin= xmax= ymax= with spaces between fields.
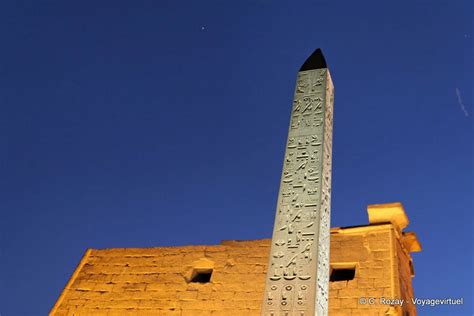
xmin=1 ymin=1 xmax=472 ymax=315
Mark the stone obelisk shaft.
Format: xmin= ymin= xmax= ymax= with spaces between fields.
xmin=262 ymin=49 xmax=334 ymax=316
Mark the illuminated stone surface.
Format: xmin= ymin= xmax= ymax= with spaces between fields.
xmin=261 ymin=48 xmax=334 ymax=316
xmin=50 ymin=203 xmax=421 ymax=316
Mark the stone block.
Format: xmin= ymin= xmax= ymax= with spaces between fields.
xmin=340 ymin=298 xmax=358 ymax=308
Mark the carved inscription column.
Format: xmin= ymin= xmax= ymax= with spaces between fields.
xmin=262 ymin=49 xmax=334 ymax=316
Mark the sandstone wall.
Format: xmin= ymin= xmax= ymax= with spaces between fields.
xmin=396 ymin=234 xmax=417 ymax=316
xmin=51 ymin=225 xmax=417 ymax=316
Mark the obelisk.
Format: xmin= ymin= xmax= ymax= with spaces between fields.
xmin=262 ymin=49 xmax=334 ymax=316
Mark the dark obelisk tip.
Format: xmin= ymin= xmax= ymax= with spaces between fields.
xmin=299 ymin=48 xmax=327 ymax=71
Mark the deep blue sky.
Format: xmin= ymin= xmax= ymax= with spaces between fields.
xmin=0 ymin=1 xmax=472 ymax=315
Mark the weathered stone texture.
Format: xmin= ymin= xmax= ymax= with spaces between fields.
xmin=51 ymin=214 xmax=420 ymax=316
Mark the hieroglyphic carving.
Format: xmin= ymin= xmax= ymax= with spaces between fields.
xmin=262 ymin=68 xmax=334 ymax=316
xmin=315 ymin=73 xmax=333 ymax=316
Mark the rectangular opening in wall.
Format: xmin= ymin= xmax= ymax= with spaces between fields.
xmin=330 ymin=263 xmax=356 ymax=282
xmin=190 ymin=269 xmax=213 ymax=283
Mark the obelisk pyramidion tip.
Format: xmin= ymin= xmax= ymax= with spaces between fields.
xmin=299 ymin=48 xmax=327 ymax=71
